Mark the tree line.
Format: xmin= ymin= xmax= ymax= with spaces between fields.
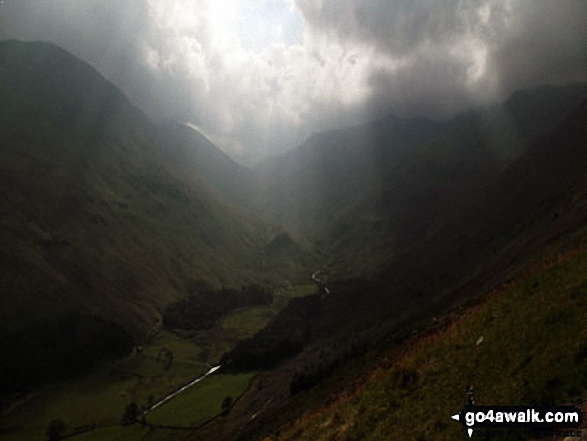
xmin=162 ymin=283 xmax=273 ymax=331
xmin=0 ymin=314 xmax=133 ymax=398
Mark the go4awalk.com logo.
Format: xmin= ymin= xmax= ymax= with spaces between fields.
xmin=451 ymin=387 xmax=583 ymax=437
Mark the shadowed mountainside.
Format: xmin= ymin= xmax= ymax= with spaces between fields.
xmin=255 ymin=84 xmax=587 ymax=267
xmin=156 ymin=122 xmax=258 ymax=210
xmin=0 ymin=40 xmax=309 ymax=394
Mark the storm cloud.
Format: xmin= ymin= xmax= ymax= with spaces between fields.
xmin=1 ymin=0 xmax=586 ymax=164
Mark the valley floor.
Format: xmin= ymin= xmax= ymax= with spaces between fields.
xmin=0 ymin=285 xmax=315 ymax=441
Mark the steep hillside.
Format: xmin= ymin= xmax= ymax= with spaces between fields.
xmin=155 ymin=121 xmax=315 ymax=273
xmin=376 ymin=99 xmax=587 ymax=308
xmin=263 ymin=236 xmax=587 ymax=441
xmin=254 ymin=114 xmax=445 ymax=236
xmin=156 ymin=122 xmax=258 ymax=209
xmin=322 ymin=84 xmax=587 ymax=277
xmin=0 ymin=40 xmax=305 ymax=394
xmin=325 ymin=131 xmax=498 ymax=276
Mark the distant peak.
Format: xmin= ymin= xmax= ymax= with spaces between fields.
xmin=0 ymin=39 xmax=73 ymax=57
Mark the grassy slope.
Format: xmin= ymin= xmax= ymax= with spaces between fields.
xmin=265 ymin=238 xmax=587 ymax=441
xmin=156 ymin=122 xmax=257 ymax=210
xmin=325 ymin=132 xmax=498 ymax=278
xmin=0 ymin=39 xmax=307 ymax=344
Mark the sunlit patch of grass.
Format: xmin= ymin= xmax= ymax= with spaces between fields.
xmin=147 ymin=373 xmax=255 ymax=427
xmin=222 ymin=306 xmax=276 ymax=338
xmin=221 ymin=284 xmax=316 ymax=338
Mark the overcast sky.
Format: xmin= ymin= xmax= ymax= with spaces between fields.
xmin=1 ymin=0 xmax=586 ymax=165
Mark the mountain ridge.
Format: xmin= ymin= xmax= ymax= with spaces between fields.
xmin=253 ymin=82 xmax=587 ymax=247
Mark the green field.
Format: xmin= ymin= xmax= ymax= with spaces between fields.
xmin=0 ymin=330 xmax=207 ymax=440
xmin=0 ymin=285 xmax=315 ymax=440
xmin=147 ymin=373 xmax=254 ymax=427
xmin=66 ymin=374 xmax=254 ymax=441
xmin=221 ymin=283 xmax=316 ymax=338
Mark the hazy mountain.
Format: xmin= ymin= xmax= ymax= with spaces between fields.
xmin=256 ymin=83 xmax=587 ymax=248
xmin=0 ymin=40 xmax=306 ymax=393
xmin=156 ymin=122 xmax=258 ymax=209
xmin=253 ymin=114 xmax=445 ymax=236
xmin=389 ymin=97 xmax=587 ymax=286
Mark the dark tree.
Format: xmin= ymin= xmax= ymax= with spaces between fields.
xmin=163 ymin=349 xmax=173 ymax=370
xmin=46 ymin=419 xmax=65 ymax=441
xmin=221 ymin=395 xmax=233 ymax=413
xmin=121 ymin=401 xmax=140 ymax=425
xmin=162 ymin=284 xmax=273 ymax=332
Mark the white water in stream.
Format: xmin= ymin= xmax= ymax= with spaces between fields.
xmin=147 ymin=365 xmax=221 ymax=412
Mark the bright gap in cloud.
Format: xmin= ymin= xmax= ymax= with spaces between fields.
xmin=144 ymin=0 xmax=376 ymax=164
xmin=208 ymin=0 xmax=304 ymax=50
xmin=245 ymin=0 xmax=303 ymax=49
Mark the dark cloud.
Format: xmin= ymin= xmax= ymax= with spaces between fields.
xmin=296 ymin=0 xmax=467 ymax=57
xmin=297 ymin=0 xmax=587 ymax=118
xmin=366 ymin=48 xmax=477 ymax=118
xmin=490 ymin=1 xmax=587 ymax=94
